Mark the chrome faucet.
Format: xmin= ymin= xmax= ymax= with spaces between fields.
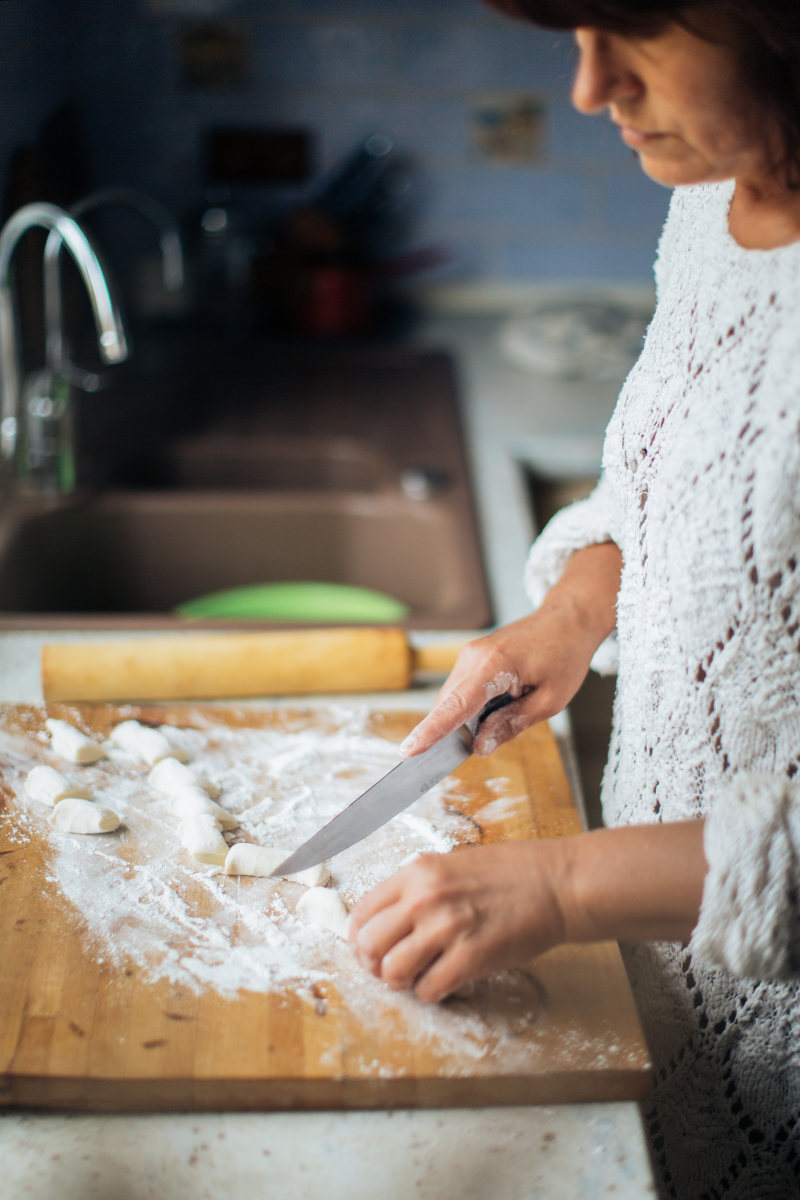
xmin=0 ymin=201 xmax=128 ymax=497
xmin=44 ymin=186 xmax=184 ymax=390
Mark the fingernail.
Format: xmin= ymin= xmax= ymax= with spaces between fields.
xmin=398 ymin=733 xmax=419 ymax=757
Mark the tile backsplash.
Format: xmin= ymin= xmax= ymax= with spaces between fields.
xmin=2 ymin=0 xmax=670 ymax=284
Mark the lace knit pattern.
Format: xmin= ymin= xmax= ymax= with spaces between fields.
xmin=525 ymin=181 xmax=800 ymax=1199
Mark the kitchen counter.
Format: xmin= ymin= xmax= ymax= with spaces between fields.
xmin=0 ymin=288 xmax=657 ymax=1198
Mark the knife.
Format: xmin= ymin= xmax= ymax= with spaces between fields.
xmin=270 ymin=692 xmax=515 ymax=878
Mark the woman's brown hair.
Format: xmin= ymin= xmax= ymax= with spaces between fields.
xmin=485 ymin=1 xmax=800 ymax=184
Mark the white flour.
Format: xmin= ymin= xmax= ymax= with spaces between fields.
xmin=0 ymin=704 xmax=641 ymax=1072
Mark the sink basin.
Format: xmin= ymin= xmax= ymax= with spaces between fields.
xmin=117 ymin=434 xmax=392 ymax=492
xmin=0 ymin=343 xmax=493 ymax=630
xmin=0 ymin=488 xmax=484 ymax=628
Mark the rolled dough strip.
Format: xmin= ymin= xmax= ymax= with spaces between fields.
xmin=296 ymin=885 xmax=350 ymax=939
xmin=148 ymin=756 xmax=219 ymax=799
xmin=110 ymin=720 xmax=186 ymax=765
xmin=224 ymin=843 xmax=330 ymax=886
xmin=179 ymin=815 xmax=229 ymax=865
xmin=169 ymin=785 xmax=238 ymax=830
xmin=45 ymin=718 xmax=106 ymax=764
xmin=25 ymin=764 xmax=91 ymax=806
xmin=49 ymin=796 xmax=120 ymax=834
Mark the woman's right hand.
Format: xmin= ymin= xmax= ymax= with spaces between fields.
xmin=401 ymin=541 xmax=622 ymax=758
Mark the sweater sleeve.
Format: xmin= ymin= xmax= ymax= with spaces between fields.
xmin=523 ymin=468 xmax=621 ymax=675
xmin=691 ymin=775 xmax=800 ymax=980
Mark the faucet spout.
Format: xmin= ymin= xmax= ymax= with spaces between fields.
xmin=73 ymin=187 xmax=185 ymax=292
xmin=44 ymin=187 xmax=185 ymax=376
xmin=0 ymin=201 xmax=128 ymax=480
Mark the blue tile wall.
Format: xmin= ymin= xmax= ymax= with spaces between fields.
xmin=1 ymin=0 xmax=671 ymax=283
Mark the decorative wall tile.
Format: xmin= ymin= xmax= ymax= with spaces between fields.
xmin=1 ymin=0 xmax=669 ymax=282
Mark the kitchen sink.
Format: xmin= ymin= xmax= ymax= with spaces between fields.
xmin=122 ymin=434 xmax=391 ymax=492
xmin=0 ymin=343 xmax=493 ymax=630
xmin=0 ymin=489 xmax=480 ymax=628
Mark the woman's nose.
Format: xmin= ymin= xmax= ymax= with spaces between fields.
xmin=571 ymin=28 xmax=643 ymax=114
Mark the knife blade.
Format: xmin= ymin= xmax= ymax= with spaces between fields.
xmin=270 ymin=692 xmax=514 ymax=878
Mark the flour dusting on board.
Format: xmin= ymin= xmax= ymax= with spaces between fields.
xmin=0 ymin=703 xmax=653 ymax=1078
xmin=0 ymin=703 xmax=587 ymax=1066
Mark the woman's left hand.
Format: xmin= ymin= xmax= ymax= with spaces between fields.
xmin=348 ymin=840 xmax=570 ymax=1003
xmin=349 ymin=819 xmax=709 ymax=1002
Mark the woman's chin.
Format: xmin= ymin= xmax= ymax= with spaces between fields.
xmin=636 ymin=151 xmax=729 ymax=190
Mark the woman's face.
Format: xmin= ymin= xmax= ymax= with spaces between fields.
xmin=572 ymin=16 xmax=779 ymax=189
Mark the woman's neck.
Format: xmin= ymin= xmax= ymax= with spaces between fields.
xmin=729 ymin=177 xmax=800 ymax=249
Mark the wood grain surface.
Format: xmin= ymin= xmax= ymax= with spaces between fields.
xmin=0 ymin=702 xmax=652 ymax=1110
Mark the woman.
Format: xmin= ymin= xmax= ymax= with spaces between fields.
xmin=350 ymin=3 xmax=800 ymax=1196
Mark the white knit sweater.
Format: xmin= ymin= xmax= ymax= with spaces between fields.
xmin=525 ymin=181 xmax=800 ymax=1199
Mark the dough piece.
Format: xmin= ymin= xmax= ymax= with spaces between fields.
xmin=224 ymin=843 xmax=330 ymax=886
xmin=148 ymin=756 xmax=219 ymax=799
xmin=169 ymin=785 xmax=238 ymax=830
xmin=45 ymin=718 xmax=106 ymax=764
xmin=49 ymin=797 xmax=120 ymax=834
xmin=179 ymin=815 xmax=229 ymax=865
xmin=110 ymin=720 xmax=186 ymax=765
xmin=289 ymin=862 xmax=331 ymax=888
xmin=296 ymin=885 xmax=351 ymax=939
xmin=25 ymin=764 xmax=90 ymax=806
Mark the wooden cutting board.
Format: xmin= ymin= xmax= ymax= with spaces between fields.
xmin=0 ymin=702 xmax=652 ymax=1110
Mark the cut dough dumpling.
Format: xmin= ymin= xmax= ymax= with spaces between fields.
xmin=179 ymin=815 xmax=229 ymax=865
xmin=25 ymin=764 xmax=90 ymax=807
xmin=224 ymin=843 xmax=330 ymax=886
xmin=148 ymin=756 xmax=219 ymax=799
xmin=296 ymin=886 xmax=351 ymax=939
xmin=45 ymin=718 xmax=106 ymax=764
xmin=50 ymin=797 xmax=120 ymax=834
xmin=110 ymin=720 xmax=186 ymax=766
xmin=169 ymin=785 xmax=238 ymax=830
xmin=224 ymin=843 xmax=282 ymax=877
xmin=283 ymin=862 xmax=330 ymax=888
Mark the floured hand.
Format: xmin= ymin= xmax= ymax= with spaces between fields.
xmin=399 ymin=543 xmax=622 ymax=759
xmin=349 ymin=842 xmax=570 ymax=1004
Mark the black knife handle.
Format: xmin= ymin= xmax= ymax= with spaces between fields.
xmin=463 ymin=690 xmax=517 ymax=741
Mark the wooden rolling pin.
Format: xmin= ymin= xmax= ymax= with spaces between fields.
xmin=41 ymin=627 xmax=468 ymax=703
